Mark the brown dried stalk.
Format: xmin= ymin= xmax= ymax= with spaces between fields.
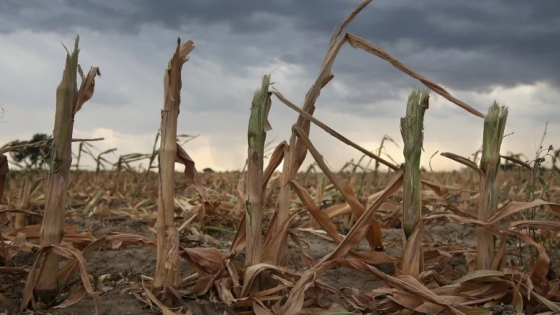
xmin=23 ymin=35 xmax=100 ymax=310
xmin=271 ymin=90 xmax=397 ymax=171
xmin=279 ymin=167 xmax=405 ymax=314
xmin=266 ymin=5 xmax=357 ymax=264
xmin=14 ymin=180 xmax=31 ymax=228
xmin=346 ymin=33 xmax=483 ymax=119
xmin=152 ymin=38 xmax=194 ymax=303
xmin=292 ymin=126 xmax=385 ymax=250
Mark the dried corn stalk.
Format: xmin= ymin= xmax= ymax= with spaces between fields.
xmin=245 ymin=74 xmax=272 ymax=267
xmin=400 ymin=89 xmax=430 ymax=276
xmin=478 ymin=102 xmax=508 ymax=269
xmin=25 ymin=35 xmax=101 ymax=310
xmin=152 ymin=38 xmax=194 ymax=304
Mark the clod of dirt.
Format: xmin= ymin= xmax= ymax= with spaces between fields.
xmin=492 ymin=303 xmax=515 ymax=315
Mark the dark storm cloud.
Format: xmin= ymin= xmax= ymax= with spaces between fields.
xmin=289 ymin=0 xmax=560 ymax=92
xmin=1 ymin=0 xmax=559 ymax=98
xmin=3 ymin=0 xmax=378 ymax=34
xmin=0 ymin=0 xmax=310 ymax=35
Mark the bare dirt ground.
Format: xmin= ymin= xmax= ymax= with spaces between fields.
xmin=2 ymin=215 xmax=485 ymax=315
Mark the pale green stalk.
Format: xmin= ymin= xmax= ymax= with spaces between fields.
xmin=400 ymin=89 xmax=429 ymax=238
xmin=400 ymin=89 xmax=429 ymax=276
xmin=245 ymin=74 xmax=271 ymax=266
xmin=477 ymin=102 xmax=508 ymax=270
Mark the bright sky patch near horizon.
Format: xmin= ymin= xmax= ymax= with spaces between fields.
xmin=1 ymin=0 xmax=559 ymax=172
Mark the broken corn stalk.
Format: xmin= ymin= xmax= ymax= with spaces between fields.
xmin=478 ymin=102 xmax=508 ymax=270
xmin=245 ymin=74 xmax=272 ymax=267
xmin=400 ymin=89 xmax=429 ymax=276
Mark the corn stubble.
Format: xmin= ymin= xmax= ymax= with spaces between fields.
xmin=21 ymin=36 xmax=101 ymax=310
xmin=400 ymin=89 xmax=429 ymax=277
xmin=245 ymin=74 xmax=272 ymax=268
xmin=152 ymin=38 xmax=196 ymax=304
xmin=477 ymin=103 xmax=508 ymax=270
xmin=2 ymin=1 xmax=560 ymax=314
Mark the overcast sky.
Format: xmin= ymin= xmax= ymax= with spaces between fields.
xmin=1 ymin=0 xmax=559 ymax=172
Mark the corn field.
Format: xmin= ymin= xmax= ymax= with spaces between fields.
xmin=1 ymin=1 xmax=560 ymax=314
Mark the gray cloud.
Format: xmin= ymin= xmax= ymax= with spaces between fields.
xmin=2 ymin=0 xmax=558 ymax=94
